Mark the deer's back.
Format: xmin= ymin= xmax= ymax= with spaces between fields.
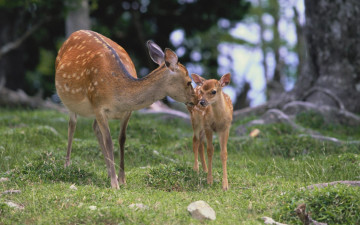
xmin=55 ymin=30 xmax=137 ymax=117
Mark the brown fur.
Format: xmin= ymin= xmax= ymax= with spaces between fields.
xmin=187 ymin=73 xmax=233 ymax=190
xmin=56 ymin=30 xmax=196 ymax=189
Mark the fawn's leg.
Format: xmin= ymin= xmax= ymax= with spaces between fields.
xmin=199 ymin=131 xmax=208 ymax=172
xmin=93 ymin=120 xmax=112 ymax=178
xmin=118 ymin=112 xmax=132 ymax=185
xmin=199 ymin=142 xmax=208 ymax=172
xmin=205 ymin=129 xmax=214 ymax=185
xmin=65 ymin=112 xmax=77 ymax=168
xmin=95 ymin=112 xmax=119 ymax=189
xmin=219 ymin=129 xmax=230 ymax=191
xmin=192 ymin=135 xmax=200 ymax=172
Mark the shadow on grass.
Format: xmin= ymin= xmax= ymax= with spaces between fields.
xmin=145 ymin=163 xmax=209 ymax=192
xmin=6 ymin=152 xmax=108 ymax=188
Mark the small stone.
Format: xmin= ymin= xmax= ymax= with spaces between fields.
xmin=89 ymin=205 xmax=97 ymax=210
xmin=187 ymin=200 xmax=216 ymax=221
xmin=0 ymin=177 xmax=9 ymax=182
xmin=129 ymin=203 xmax=149 ymax=211
xmin=2 ymin=189 xmax=21 ymax=195
xmin=249 ymin=128 xmax=260 ymax=138
xmin=69 ymin=184 xmax=78 ymax=190
xmin=5 ymin=201 xmax=24 ymax=210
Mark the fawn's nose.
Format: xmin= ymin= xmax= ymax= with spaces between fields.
xmin=200 ymin=100 xmax=206 ymax=106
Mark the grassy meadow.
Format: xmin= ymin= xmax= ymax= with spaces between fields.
xmin=0 ymin=108 xmax=359 ymax=224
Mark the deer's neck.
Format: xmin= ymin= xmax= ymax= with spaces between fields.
xmin=211 ymin=92 xmax=228 ymax=118
xmin=115 ymin=65 xmax=169 ymax=110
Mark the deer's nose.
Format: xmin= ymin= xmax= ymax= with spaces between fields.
xmin=200 ymin=100 xmax=206 ymax=106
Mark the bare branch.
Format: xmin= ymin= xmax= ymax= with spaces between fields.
xmin=0 ymin=17 xmax=50 ymax=60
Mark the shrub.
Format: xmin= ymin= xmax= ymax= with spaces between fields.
xmin=273 ymin=184 xmax=360 ymax=224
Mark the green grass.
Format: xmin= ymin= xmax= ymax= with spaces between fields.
xmin=0 ymin=109 xmax=359 ymax=224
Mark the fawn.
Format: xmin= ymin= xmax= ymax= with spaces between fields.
xmin=55 ymin=30 xmax=196 ymax=189
xmin=187 ymin=73 xmax=233 ymax=190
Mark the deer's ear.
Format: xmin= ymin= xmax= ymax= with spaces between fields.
xmin=164 ymin=48 xmax=178 ymax=72
xmin=219 ymin=73 xmax=231 ymax=87
xmin=147 ymin=40 xmax=165 ymax=65
xmin=191 ymin=73 xmax=206 ymax=86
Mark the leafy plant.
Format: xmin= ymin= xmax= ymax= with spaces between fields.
xmin=273 ymin=184 xmax=360 ymax=224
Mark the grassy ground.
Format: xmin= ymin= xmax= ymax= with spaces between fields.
xmin=0 ymin=109 xmax=359 ymax=224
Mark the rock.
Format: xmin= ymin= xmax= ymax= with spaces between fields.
xmin=129 ymin=203 xmax=149 ymax=211
xmin=69 ymin=184 xmax=78 ymax=190
xmin=89 ymin=205 xmax=97 ymax=210
xmin=187 ymin=200 xmax=216 ymax=221
xmin=0 ymin=177 xmax=9 ymax=182
xmin=5 ymin=201 xmax=24 ymax=210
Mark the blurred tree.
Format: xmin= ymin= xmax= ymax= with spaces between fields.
xmin=0 ymin=0 xmax=71 ymax=98
xmin=0 ymin=0 xmax=250 ymax=103
xmin=235 ymin=0 xmax=360 ymax=125
xmin=91 ymin=0 xmax=250 ymax=77
xmin=247 ymin=0 xmax=300 ymax=102
xmin=66 ymin=0 xmax=91 ymax=38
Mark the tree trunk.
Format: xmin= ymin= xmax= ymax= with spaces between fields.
xmin=0 ymin=11 xmax=26 ymax=91
xmin=65 ymin=0 xmax=90 ymax=38
xmin=292 ymin=0 xmax=360 ymax=113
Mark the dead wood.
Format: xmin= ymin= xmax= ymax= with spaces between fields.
xmin=0 ymin=86 xmax=65 ymax=112
xmin=295 ymin=204 xmax=327 ymax=225
xmin=139 ymin=101 xmax=190 ymax=122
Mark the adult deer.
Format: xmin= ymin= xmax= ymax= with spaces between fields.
xmin=187 ymin=73 xmax=233 ymax=190
xmin=55 ymin=30 xmax=196 ymax=189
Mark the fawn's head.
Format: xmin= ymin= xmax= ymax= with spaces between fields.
xmin=191 ymin=73 xmax=231 ymax=107
xmin=147 ymin=41 xmax=196 ymax=106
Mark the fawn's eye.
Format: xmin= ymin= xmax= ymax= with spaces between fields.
xmin=187 ymin=82 xmax=192 ymax=86
xmin=211 ymin=90 xmax=217 ymax=95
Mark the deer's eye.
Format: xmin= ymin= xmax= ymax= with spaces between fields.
xmin=211 ymin=90 xmax=217 ymax=95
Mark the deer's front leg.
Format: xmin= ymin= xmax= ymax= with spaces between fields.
xmin=118 ymin=112 xmax=132 ymax=185
xmin=205 ymin=129 xmax=214 ymax=185
xmin=65 ymin=113 xmax=77 ymax=168
xmin=219 ymin=129 xmax=229 ymax=191
xmin=95 ymin=112 xmax=119 ymax=189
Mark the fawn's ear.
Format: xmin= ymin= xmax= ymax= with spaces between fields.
xmin=147 ymin=40 xmax=165 ymax=65
xmin=164 ymin=48 xmax=178 ymax=72
xmin=219 ymin=73 xmax=231 ymax=87
xmin=191 ymin=73 xmax=206 ymax=86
